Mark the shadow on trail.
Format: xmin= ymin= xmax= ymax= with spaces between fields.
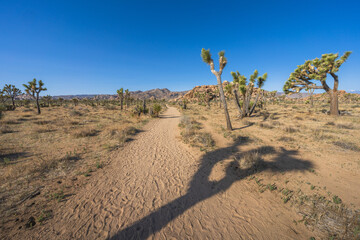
xmin=109 ymin=138 xmax=313 ymax=239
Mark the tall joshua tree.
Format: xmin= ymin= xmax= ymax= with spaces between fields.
xmin=117 ymin=88 xmax=124 ymax=110
xmin=3 ymin=84 xmax=22 ymax=110
xmin=284 ymin=51 xmax=351 ymax=116
xmin=23 ymin=78 xmax=47 ymax=114
xmin=201 ymin=48 xmax=232 ymax=130
xmin=230 ymin=70 xmax=267 ymax=117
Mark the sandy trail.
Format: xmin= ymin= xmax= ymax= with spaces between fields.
xmin=28 ymin=107 xmax=314 ymax=239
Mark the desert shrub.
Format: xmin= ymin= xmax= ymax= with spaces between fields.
xmin=104 ymin=105 xmax=117 ymax=110
xmin=194 ymin=132 xmax=215 ymax=148
xmin=62 ymin=151 xmax=81 ymax=162
xmin=151 ymin=104 xmax=162 ymax=117
xmin=122 ymin=126 xmax=138 ymax=136
xmin=69 ymin=110 xmax=83 ymax=117
xmin=258 ymin=122 xmax=273 ymax=129
xmin=0 ymin=125 xmax=13 ymax=133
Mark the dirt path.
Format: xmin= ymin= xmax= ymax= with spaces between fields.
xmin=25 ymin=107 xmax=315 ymax=239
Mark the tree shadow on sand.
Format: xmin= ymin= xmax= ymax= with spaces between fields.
xmin=109 ymin=138 xmax=313 ymax=239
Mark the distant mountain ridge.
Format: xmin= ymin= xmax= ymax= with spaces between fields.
xmin=17 ymin=88 xmax=188 ymax=100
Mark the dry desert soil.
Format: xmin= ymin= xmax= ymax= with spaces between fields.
xmin=3 ymin=105 xmax=360 ymax=239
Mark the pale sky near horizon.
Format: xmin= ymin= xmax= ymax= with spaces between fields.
xmin=0 ymin=0 xmax=359 ymax=95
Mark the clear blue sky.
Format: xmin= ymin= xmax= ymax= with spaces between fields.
xmin=0 ymin=0 xmax=359 ymax=95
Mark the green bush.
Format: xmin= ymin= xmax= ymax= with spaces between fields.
xmin=152 ymin=104 xmax=162 ymax=117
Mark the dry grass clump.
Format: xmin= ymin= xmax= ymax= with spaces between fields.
xmin=278 ymin=136 xmax=295 ymax=142
xmin=72 ymin=127 xmax=98 ymax=138
xmin=335 ymin=123 xmax=354 ymax=129
xmin=238 ymin=151 xmax=261 ymax=169
xmin=325 ymin=121 xmax=335 ymax=126
xmin=69 ymin=110 xmax=83 ymax=117
xmin=258 ymin=122 xmax=274 ymax=129
xmin=179 ymin=115 xmax=214 ymax=149
xmin=0 ymin=125 xmax=13 ymax=133
xmin=283 ymin=126 xmax=299 ymax=133
xmin=34 ymin=120 xmax=52 ymax=125
xmin=33 ymin=126 xmax=55 ymax=134
xmin=332 ymin=141 xmax=360 ymax=152
xmin=1 ymin=119 xmax=20 ymax=125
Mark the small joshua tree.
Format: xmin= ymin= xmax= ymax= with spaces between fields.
xmin=230 ymin=70 xmax=267 ymax=118
xmin=201 ymin=48 xmax=232 ymax=130
xmin=117 ymin=88 xmax=124 ymax=110
xmin=2 ymin=84 xmax=21 ymax=110
xmin=284 ymin=51 xmax=351 ymax=116
xmin=42 ymin=95 xmax=52 ymax=107
xmin=72 ymin=98 xmax=79 ymax=106
xmin=23 ymin=78 xmax=47 ymax=114
xmin=125 ymin=89 xmax=130 ymax=108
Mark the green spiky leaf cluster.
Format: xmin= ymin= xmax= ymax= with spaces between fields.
xmin=231 ymin=70 xmax=267 ymax=96
xmin=117 ymin=88 xmax=124 ymax=98
xmin=2 ymin=84 xmax=21 ymax=98
xmin=23 ymin=78 xmax=47 ymax=98
xmin=218 ymin=50 xmax=227 ymax=62
xmin=283 ymin=51 xmax=351 ymax=94
xmin=201 ymin=48 xmax=212 ymax=64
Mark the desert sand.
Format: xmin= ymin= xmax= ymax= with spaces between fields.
xmin=18 ymin=106 xmax=320 ymax=239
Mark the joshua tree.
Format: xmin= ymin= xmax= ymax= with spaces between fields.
xmin=42 ymin=95 xmax=52 ymax=107
xmin=143 ymin=99 xmax=147 ymax=114
xmin=284 ymin=51 xmax=351 ymax=115
xmin=72 ymin=98 xmax=79 ymax=106
xmin=117 ymin=88 xmax=124 ymax=110
xmin=23 ymin=78 xmax=47 ymax=114
xmin=230 ymin=70 xmax=267 ymax=118
xmin=2 ymin=84 xmax=21 ymax=110
xmin=125 ymin=89 xmax=130 ymax=108
xmin=201 ymin=48 xmax=232 ymax=130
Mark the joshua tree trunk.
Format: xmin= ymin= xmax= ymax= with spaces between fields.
xmin=249 ymin=89 xmax=261 ymax=116
xmin=143 ymin=99 xmax=146 ymax=114
xmin=216 ymin=75 xmax=232 ymax=130
xmin=329 ymin=90 xmax=339 ymax=116
xmin=232 ymin=89 xmax=243 ymax=116
xmin=11 ymin=97 xmax=15 ymax=110
xmin=120 ymin=98 xmax=123 ymax=110
xmin=36 ymin=93 xmax=41 ymax=114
